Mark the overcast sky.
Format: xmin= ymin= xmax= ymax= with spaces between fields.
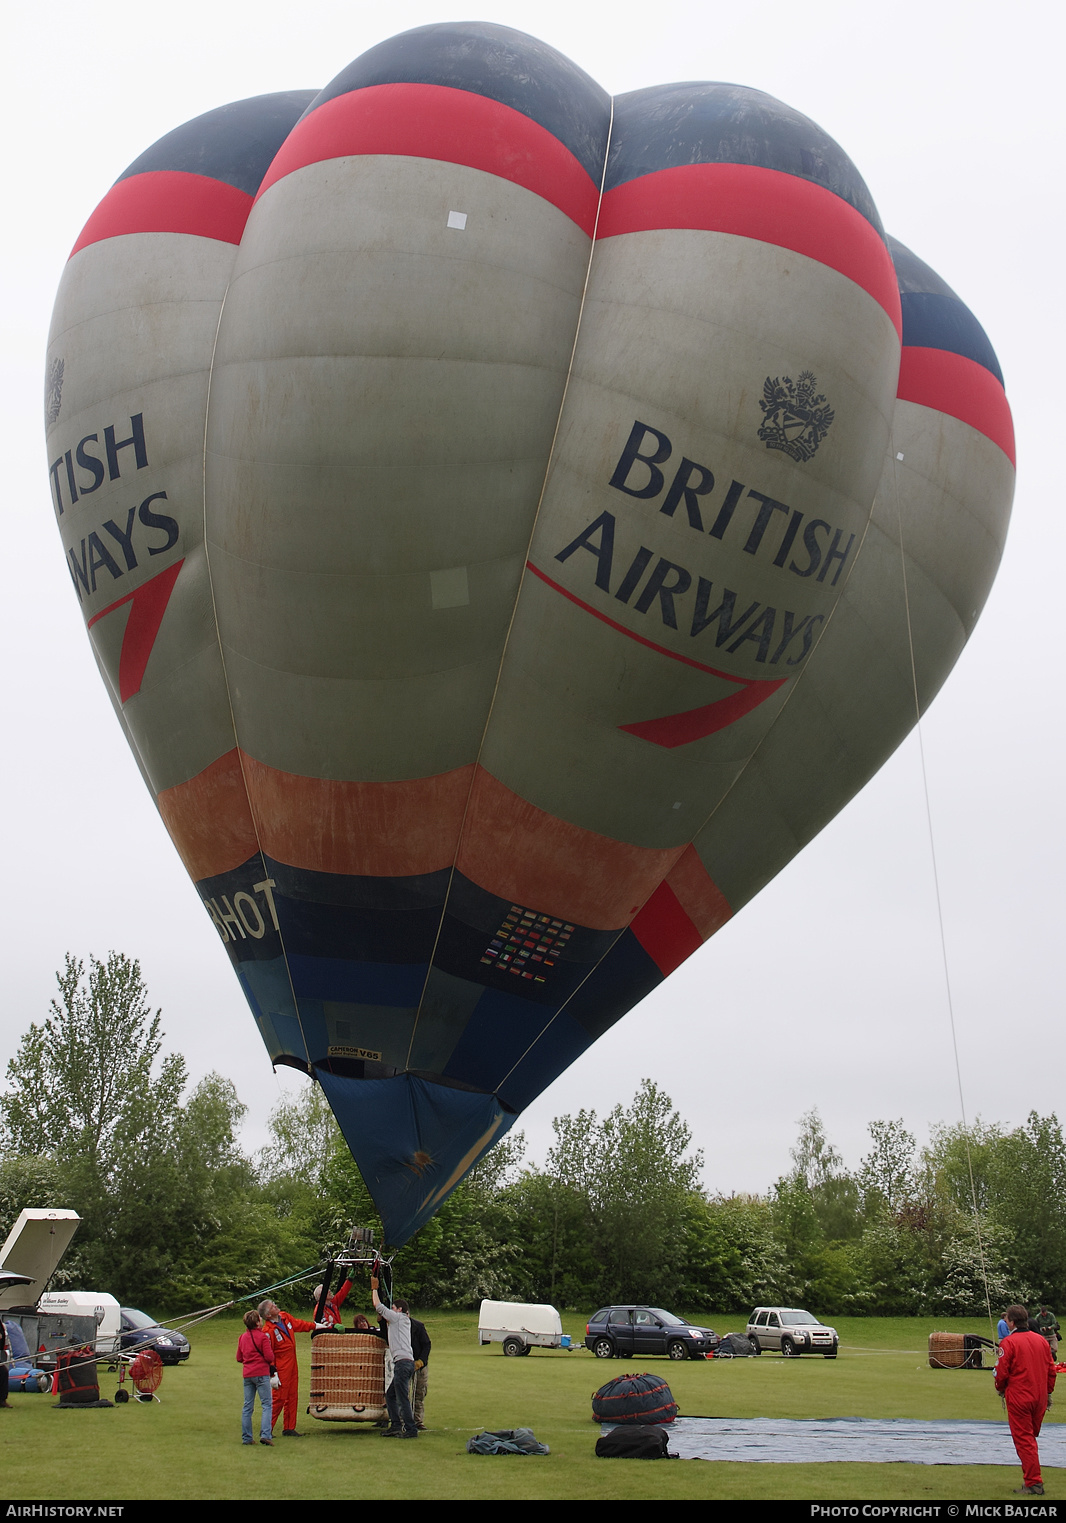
xmin=2 ymin=0 xmax=1061 ymax=1199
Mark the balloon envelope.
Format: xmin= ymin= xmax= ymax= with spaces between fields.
xmin=45 ymin=22 xmax=1013 ymax=1244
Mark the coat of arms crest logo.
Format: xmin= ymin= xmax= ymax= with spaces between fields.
xmin=757 ymin=370 xmax=834 ymax=463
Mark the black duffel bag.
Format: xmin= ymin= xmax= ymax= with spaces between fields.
xmin=596 ymin=1424 xmax=677 ymax=1459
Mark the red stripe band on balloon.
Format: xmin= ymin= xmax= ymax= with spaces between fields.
xmin=597 ymin=163 xmax=902 ymax=337
xmin=255 ymin=82 xmax=601 ymax=235
xmin=897 ymin=347 xmax=1015 ymax=466
xmin=70 ymin=172 xmax=253 ymax=257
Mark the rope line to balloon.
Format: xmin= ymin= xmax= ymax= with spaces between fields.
xmin=34 ymin=1264 xmax=338 ymax=1372
xmin=402 ymin=95 xmax=618 ymax=1070
xmin=888 ymin=448 xmax=997 ymax=1347
xmin=197 ymin=285 xmax=313 ymax=1078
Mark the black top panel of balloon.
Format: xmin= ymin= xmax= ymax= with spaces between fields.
xmin=606 ymin=81 xmax=884 ymax=236
xmin=305 ymin=21 xmax=612 ymax=183
xmin=116 ymin=91 xmax=318 ymax=195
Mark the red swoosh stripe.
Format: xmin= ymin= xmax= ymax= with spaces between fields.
xmin=70 ymin=172 xmax=253 ymax=257
xmin=527 ymin=560 xmax=781 ymax=682
xmin=256 ymin=82 xmax=600 ymax=236
xmin=527 ymin=560 xmax=786 ymax=745
xmin=597 ymin=162 xmax=902 ymax=337
xmin=87 ymin=559 xmax=184 ymax=702
xmin=620 ymin=678 xmax=787 ymax=748
xmin=898 ymin=347 xmax=1015 ymax=466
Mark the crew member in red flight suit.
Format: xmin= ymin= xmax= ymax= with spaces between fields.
xmin=995 ymin=1304 xmax=1057 ymax=1495
xmin=259 ymin=1299 xmax=316 ymax=1436
xmin=312 ymin=1279 xmax=352 ymax=1330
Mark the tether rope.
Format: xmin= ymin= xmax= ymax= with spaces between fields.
xmin=889 ymin=445 xmax=997 ymax=1349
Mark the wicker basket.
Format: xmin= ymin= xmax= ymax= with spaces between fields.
xmin=306 ymin=1331 xmax=387 ymax=1421
xmin=929 ymin=1331 xmax=988 ymax=1369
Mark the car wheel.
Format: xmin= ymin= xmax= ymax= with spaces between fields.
xmin=825 ymin=1345 xmax=838 ymax=1359
xmin=667 ymin=1340 xmax=688 ymax=1361
xmin=518 ymin=1343 xmax=532 ymax=1355
xmin=748 ymin=1338 xmax=762 ymax=1356
xmin=781 ymin=1339 xmax=799 ymax=1357
xmin=502 ymin=1337 xmax=524 ymax=1357
xmin=592 ymin=1338 xmax=614 ymax=1359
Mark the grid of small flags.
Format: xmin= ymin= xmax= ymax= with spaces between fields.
xmin=480 ymin=905 xmax=574 ymax=983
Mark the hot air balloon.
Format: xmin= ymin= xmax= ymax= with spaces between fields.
xmin=44 ymin=22 xmax=1013 ymax=1245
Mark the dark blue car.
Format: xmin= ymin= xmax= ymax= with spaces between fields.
xmin=585 ymin=1306 xmax=719 ymax=1360
xmin=120 ymin=1308 xmax=190 ymax=1364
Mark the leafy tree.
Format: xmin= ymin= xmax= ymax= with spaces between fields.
xmin=860 ymin=1119 xmax=917 ymax=1217
xmin=985 ymin=1112 xmax=1066 ymax=1305
xmin=921 ymin=1119 xmax=1001 ymax=1217
xmin=258 ymin=1082 xmax=341 ymax=1191
xmin=789 ymin=1109 xmax=843 ymax=1191
xmin=854 ymin=1213 xmax=933 ymax=1315
xmin=935 ymin=1214 xmax=1025 ymax=1317
xmin=682 ymin=1193 xmax=793 ymax=1310
xmin=544 ymin=1079 xmax=704 ymax=1304
xmin=0 ymin=952 xmax=183 ymax=1179
xmin=0 ymin=1154 xmax=66 ymax=1241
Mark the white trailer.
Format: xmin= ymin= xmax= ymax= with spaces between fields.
xmin=37 ymin=1291 xmax=122 ymax=1356
xmin=477 ymin=1300 xmax=571 ymax=1356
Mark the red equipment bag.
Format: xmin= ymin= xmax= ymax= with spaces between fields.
xmin=55 ymin=1347 xmax=101 ymax=1404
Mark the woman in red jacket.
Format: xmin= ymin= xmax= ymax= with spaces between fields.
xmin=236 ymin=1310 xmax=276 ymax=1446
xmin=259 ymin=1299 xmax=316 ymax=1436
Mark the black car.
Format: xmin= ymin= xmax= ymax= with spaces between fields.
xmin=585 ymin=1306 xmax=719 ymax=1361
xmin=120 ymin=1308 xmax=190 ymax=1364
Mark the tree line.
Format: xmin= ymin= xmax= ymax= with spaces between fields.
xmin=1 ymin=953 xmax=1063 ymax=1318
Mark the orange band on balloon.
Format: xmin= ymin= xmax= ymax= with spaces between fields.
xmin=456 ymin=768 xmax=684 ymax=930
xmin=159 ymin=752 xmax=730 ymax=943
xmin=156 ymin=750 xmax=259 ymax=883
xmin=239 ymin=754 xmax=474 ymax=879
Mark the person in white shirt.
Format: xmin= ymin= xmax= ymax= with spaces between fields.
xmin=371 ymin=1276 xmax=417 ymax=1438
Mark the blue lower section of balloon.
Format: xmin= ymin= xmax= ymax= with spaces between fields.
xmin=208 ymin=855 xmax=666 ymax=1238
xmin=316 ymin=1069 xmax=516 ymax=1245
xmin=442 ymin=984 xmax=593 ymax=1110
xmin=287 ymin=954 xmax=427 ymax=1006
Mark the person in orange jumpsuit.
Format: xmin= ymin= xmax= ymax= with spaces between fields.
xmin=259 ymin=1298 xmax=316 ymax=1436
xmin=995 ymin=1304 xmax=1056 ymax=1495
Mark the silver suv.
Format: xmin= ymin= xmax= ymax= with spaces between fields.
xmin=746 ymin=1307 xmax=838 ymax=1358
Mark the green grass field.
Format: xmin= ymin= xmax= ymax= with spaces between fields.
xmin=1 ymin=1310 xmax=1056 ymax=1501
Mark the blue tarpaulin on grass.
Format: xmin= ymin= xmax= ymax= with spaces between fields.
xmin=602 ymin=1416 xmax=1066 ymax=1465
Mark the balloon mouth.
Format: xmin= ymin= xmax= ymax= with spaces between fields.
xmin=305 ymin=1056 xmax=517 ymax=1113
xmin=317 ymin=1068 xmax=519 ymax=1244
